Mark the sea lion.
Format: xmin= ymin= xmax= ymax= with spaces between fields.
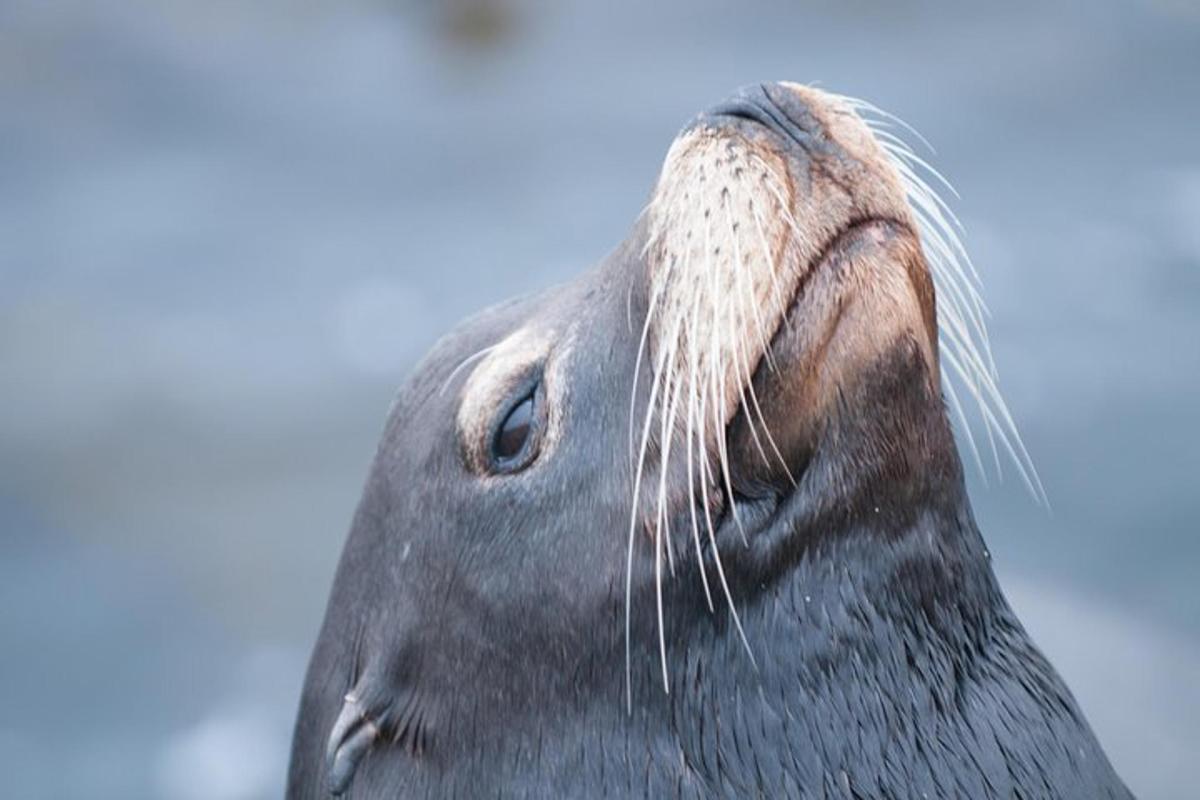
xmin=287 ymin=82 xmax=1132 ymax=799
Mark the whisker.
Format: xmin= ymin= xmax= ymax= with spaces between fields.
xmin=694 ymin=371 xmax=757 ymax=667
xmin=942 ymin=367 xmax=988 ymax=485
xmin=748 ymin=192 xmax=793 ymax=345
xmin=942 ymin=343 xmax=1047 ymax=505
xmin=839 ymin=91 xmax=1046 ymax=504
xmin=701 ymin=218 xmax=747 ymax=544
xmin=438 ymin=344 xmax=499 ymax=396
xmin=723 ymin=198 xmax=774 ymax=472
xmin=731 ymin=196 xmax=798 ymax=486
xmin=683 ymin=300 xmax=715 ymax=611
xmin=629 ymin=264 xmax=669 ymax=463
xmin=656 ymin=333 xmax=685 ymax=578
xmin=841 ymin=95 xmax=937 ymax=155
xmin=940 ymin=324 xmax=1003 ymax=477
xmin=624 ymin=298 xmax=684 ymax=709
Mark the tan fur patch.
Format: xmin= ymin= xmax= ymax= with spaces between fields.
xmin=643 ymin=130 xmax=796 ymax=431
xmin=810 ymin=226 xmax=938 ymax=415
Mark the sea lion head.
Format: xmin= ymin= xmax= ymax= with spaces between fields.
xmin=289 ymin=82 xmax=1029 ymax=797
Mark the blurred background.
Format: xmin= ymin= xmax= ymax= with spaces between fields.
xmin=2 ymin=0 xmax=1198 ymax=797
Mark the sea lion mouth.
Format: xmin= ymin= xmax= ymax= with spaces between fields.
xmin=702 ymin=217 xmax=913 ymax=542
xmin=726 ymin=214 xmax=915 ymax=475
xmin=746 ymin=215 xmax=911 ymax=395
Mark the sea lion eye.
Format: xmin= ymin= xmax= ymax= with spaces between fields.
xmin=491 ymin=389 xmax=537 ymax=471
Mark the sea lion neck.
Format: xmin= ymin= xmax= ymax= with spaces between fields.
xmin=651 ymin=482 xmax=1130 ymax=800
xmin=658 ymin=509 xmax=1013 ymax=796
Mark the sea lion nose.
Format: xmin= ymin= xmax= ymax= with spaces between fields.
xmin=703 ymin=82 xmax=817 ymax=149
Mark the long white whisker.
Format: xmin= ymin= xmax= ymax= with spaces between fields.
xmin=702 ymin=218 xmax=747 ymax=544
xmin=624 ymin=298 xmax=684 ymax=710
xmin=941 ymin=344 xmax=1047 ymax=504
xmin=653 ymin=306 xmax=689 ymax=691
xmin=747 ymin=195 xmax=792 ymax=373
xmin=694 ymin=370 xmax=756 ymax=666
xmin=942 ymin=366 xmax=988 ymax=484
xmin=438 ymin=344 xmax=499 ymax=396
xmin=722 ymin=197 xmax=774 ymax=472
xmin=727 ymin=197 xmax=780 ymax=373
xmin=683 ymin=299 xmax=715 ymax=611
xmin=841 ymin=95 xmax=937 ymax=154
xmin=656 ymin=328 xmax=685 ymax=578
xmin=844 ymin=91 xmax=1046 ymax=505
xmin=876 ymin=133 xmax=961 ymax=203
xmin=628 ymin=268 xmax=668 ymax=463
xmin=734 ymin=195 xmax=799 ymax=486
xmin=940 ymin=324 xmax=1003 ymax=476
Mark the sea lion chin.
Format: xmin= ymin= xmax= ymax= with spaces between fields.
xmin=287 ymin=82 xmax=1131 ymax=799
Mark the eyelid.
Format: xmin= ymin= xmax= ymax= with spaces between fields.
xmin=455 ymin=325 xmax=560 ymax=476
xmin=484 ymin=373 xmax=544 ymax=475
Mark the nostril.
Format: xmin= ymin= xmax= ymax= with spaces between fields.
xmin=760 ymin=82 xmax=820 ymax=135
xmin=708 ymin=84 xmax=775 ymax=124
xmin=704 ymin=83 xmax=814 ymax=150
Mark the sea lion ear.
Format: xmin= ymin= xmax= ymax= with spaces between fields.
xmin=324 ymin=692 xmax=378 ymax=796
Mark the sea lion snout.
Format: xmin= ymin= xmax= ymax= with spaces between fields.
xmin=638 ymin=82 xmax=933 ymax=521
